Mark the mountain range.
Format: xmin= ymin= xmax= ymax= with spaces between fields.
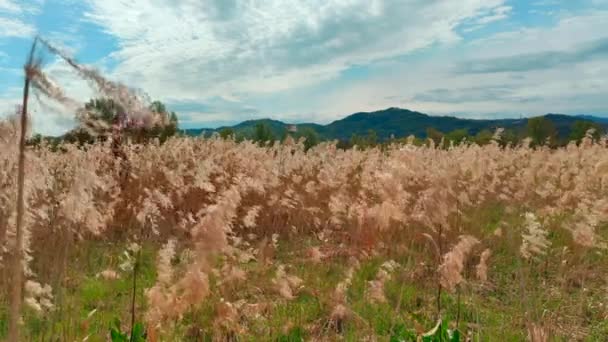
xmin=184 ymin=108 xmax=608 ymax=141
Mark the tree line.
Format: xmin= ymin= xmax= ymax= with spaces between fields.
xmin=217 ymin=116 xmax=605 ymax=150
xmin=31 ymin=106 xmax=604 ymax=150
xmin=29 ymin=98 xmax=179 ymax=146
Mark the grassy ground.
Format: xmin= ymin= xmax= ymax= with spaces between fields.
xmin=1 ymin=205 xmax=608 ymax=341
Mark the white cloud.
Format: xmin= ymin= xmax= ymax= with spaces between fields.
xmin=93 ymin=0 xmax=608 ymax=127
xmin=532 ymin=0 xmax=561 ymax=6
xmin=179 ymin=111 xmax=242 ymax=128
xmin=473 ymin=5 xmax=512 ymax=25
xmin=84 ymin=0 xmax=507 ymax=102
xmin=467 ymin=11 xmax=608 ymax=57
xmin=0 ymin=0 xmax=41 ymax=38
xmin=4 ymin=0 xmax=608 ymax=133
xmin=0 ymin=17 xmax=35 ymax=38
xmin=292 ymin=11 xmax=608 ymax=120
xmin=0 ymin=0 xmax=21 ymax=13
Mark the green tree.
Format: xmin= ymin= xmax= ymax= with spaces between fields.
xmin=336 ymin=139 xmax=352 ymax=150
xmin=63 ymin=127 xmax=96 ymax=145
xmin=299 ymin=127 xmax=319 ymax=151
xmin=569 ymin=120 xmax=603 ymax=144
xmin=526 ymin=116 xmax=557 ymax=147
xmin=445 ymin=128 xmax=469 ymax=146
xmin=82 ymin=98 xmax=124 ymax=129
xmin=426 ymin=127 xmax=444 ymax=147
xmin=366 ymin=129 xmax=378 ymax=146
xmin=254 ymin=122 xmax=275 ymax=145
xmin=349 ymin=129 xmax=378 ymax=148
xmin=219 ymin=127 xmax=235 ymax=139
xmin=149 ymin=100 xmax=167 ymax=115
xmin=69 ymin=98 xmax=120 ymax=145
xmin=149 ymin=101 xmax=179 ymax=142
xmin=27 ymin=133 xmax=43 ymax=147
xmin=500 ymin=128 xmax=521 ymax=147
xmin=474 ymin=129 xmax=493 ymax=146
xmin=72 ymin=98 xmax=179 ymax=144
xmin=160 ymin=111 xmax=179 ymax=140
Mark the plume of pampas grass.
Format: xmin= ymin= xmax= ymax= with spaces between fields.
xmin=527 ymin=323 xmax=549 ymax=342
xmin=28 ymin=66 xmax=80 ymax=110
xmin=156 ymin=239 xmax=177 ymax=285
xmin=97 ymin=269 xmax=120 ymax=281
xmin=145 ymin=186 xmax=242 ymax=326
xmin=213 ymin=299 xmax=245 ymax=336
xmin=272 ymin=265 xmax=303 ymax=300
xmin=242 ymin=205 xmax=261 ymax=228
xmin=572 ymin=222 xmax=597 ymax=248
xmin=307 ymin=246 xmax=325 ymax=263
xmin=366 ymin=260 xmax=399 ymax=303
xmin=333 ymin=265 xmax=357 ymax=304
xmin=23 ymin=280 xmax=54 ymax=314
xmin=520 ymin=212 xmax=550 ymax=260
xmin=38 ymin=38 xmax=168 ymax=131
xmin=439 ymin=235 xmax=479 ymax=292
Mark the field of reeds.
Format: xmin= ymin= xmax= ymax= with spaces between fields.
xmin=0 ymin=39 xmax=607 ymax=341
xmin=1 ymin=125 xmax=608 ymax=341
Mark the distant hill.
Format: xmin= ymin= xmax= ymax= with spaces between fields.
xmin=185 ymin=108 xmax=608 ymax=141
xmin=185 ymin=118 xmax=324 ymax=139
xmin=576 ymin=115 xmax=608 ymax=124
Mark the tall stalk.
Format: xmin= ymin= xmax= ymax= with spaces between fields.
xmin=436 ymin=224 xmax=443 ymax=321
xmin=130 ymin=246 xmax=141 ymax=342
xmin=8 ymin=37 xmax=38 ymax=342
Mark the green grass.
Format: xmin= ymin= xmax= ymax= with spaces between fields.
xmin=2 ymin=206 xmax=607 ymax=340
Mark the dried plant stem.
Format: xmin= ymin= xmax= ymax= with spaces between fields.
xmin=130 ymin=246 xmax=141 ymax=342
xmin=436 ymin=224 xmax=443 ymax=321
xmin=455 ymin=202 xmax=461 ymax=329
xmin=389 ymin=275 xmax=407 ymax=335
xmin=8 ymin=38 xmax=37 ymax=342
xmin=456 ymin=286 xmax=461 ymax=328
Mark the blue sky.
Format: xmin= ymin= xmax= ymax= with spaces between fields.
xmin=1 ymin=0 xmax=608 ymax=134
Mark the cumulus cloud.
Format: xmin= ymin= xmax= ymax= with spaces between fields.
xmin=0 ymin=17 xmax=35 ymax=38
xmin=463 ymin=5 xmax=512 ymax=31
xmin=2 ymin=0 xmax=608 ymax=133
xmin=305 ymin=11 xmax=608 ymax=120
xmin=84 ymin=0 xmax=508 ymax=101
xmin=457 ymin=38 xmax=608 ymax=73
xmin=0 ymin=0 xmax=21 ymax=13
xmin=0 ymin=0 xmax=39 ymax=38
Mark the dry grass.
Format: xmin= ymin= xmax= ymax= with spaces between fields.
xmin=0 ymin=129 xmax=605 ymax=340
xmin=0 ymin=38 xmax=607 ymax=341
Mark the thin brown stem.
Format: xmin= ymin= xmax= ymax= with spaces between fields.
xmin=456 ymin=286 xmax=461 ymax=329
xmin=8 ymin=37 xmax=37 ymax=342
xmin=436 ymin=224 xmax=443 ymax=321
xmin=130 ymin=246 xmax=141 ymax=342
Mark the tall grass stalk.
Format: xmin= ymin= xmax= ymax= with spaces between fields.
xmin=130 ymin=246 xmax=141 ymax=342
xmin=8 ymin=37 xmax=38 ymax=342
